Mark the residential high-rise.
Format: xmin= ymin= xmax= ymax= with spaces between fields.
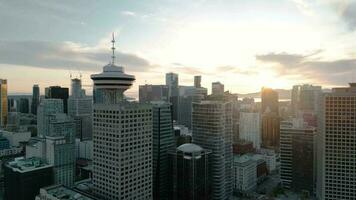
xmin=0 ymin=79 xmax=8 ymax=127
xmin=152 ymin=102 xmax=175 ymax=200
xmin=68 ymin=78 xmax=93 ymax=140
xmin=261 ymin=111 xmax=280 ymax=151
xmin=91 ymin=35 xmax=153 ymax=200
xmin=280 ymin=121 xmax=316 ymax=194
xmin=166 ymin=73 xmax=179 ymax=120
xmin=4 ymin=157 xmax=54 ymax=200
xmin=139 ymin=84 xmax=169 ymax=103
xmin=239 ymin=112 xmax=261 ymax=149
xmin=45 ymin=86 xmax=69 ymax=113
xmin=170 ymin=143 xmax=211 ymax=200
xmin=31 ymin=84 xmax=40 ymax=115
xmin=261 ymin=87 xmax=279 ymax=114
xmin=316 ymin=83 xmax=356 ymax=200
xmin=192 ymin=101 xmax=233 ymax=200
xmin=211 ymin=82 xmax=224 ymax=96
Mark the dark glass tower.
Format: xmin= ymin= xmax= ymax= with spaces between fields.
xmin=45 ymin=86 xmax=69 ymax=113
xmin=31 ymin=84 xmax=40 ymax=115
xmin=152 ymin=102 xmax=175 ymax=200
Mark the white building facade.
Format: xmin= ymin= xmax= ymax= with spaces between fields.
xmin=239 ymin=112 xmax=261 ymax=149
xmin=91 ymin=37 xmax=153 ymax=200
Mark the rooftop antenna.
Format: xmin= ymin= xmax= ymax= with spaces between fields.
xmin=111 ymin=32 xmax=116 ymax=65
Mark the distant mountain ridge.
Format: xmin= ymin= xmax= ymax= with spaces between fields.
xmin=238 ymin=88 xmax=332 ymax=100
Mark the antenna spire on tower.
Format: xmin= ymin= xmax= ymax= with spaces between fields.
xmin=111 ymin=32 xmax=116 ymax=65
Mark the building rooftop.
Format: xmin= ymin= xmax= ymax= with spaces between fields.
xmin=177 ymin=143 xmax=203 ymax=153
xmin=40 ymin=185 xmax=98 ymax=200
xmin=7 ymin=157 xmax=52 ymax=173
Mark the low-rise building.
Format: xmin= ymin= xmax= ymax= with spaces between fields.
xmin=233 ymin=155 xmax=257 ymax=193
xmin=36 ymin=184 xmax=98 ymax=200
xmin=4 ymin=157 xmax=53 ymax=200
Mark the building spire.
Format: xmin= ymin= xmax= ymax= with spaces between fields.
xmin=111 ymin=32 xmax=116 ymax=65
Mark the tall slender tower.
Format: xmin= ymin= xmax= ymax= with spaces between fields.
xmin=0 ymin=79 xmax=8 ymax=127
xmin=317 ymin=83 xmax=356 ymax=200
xmin=91 ymin=34 xmax=153 ymax=200
xmin=31 ymin=84 xmax=40 ymax=115
xmin=192 ymin=100 xmax=233 ymax=200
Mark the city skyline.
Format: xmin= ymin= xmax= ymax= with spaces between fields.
xmin=1 ymin=0 xmax=356 ymax=97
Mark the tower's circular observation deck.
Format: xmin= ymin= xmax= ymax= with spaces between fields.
xmin=91 ymin=63 xmax=135 ymax=91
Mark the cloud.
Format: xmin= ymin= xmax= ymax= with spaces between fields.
xmin=121 ymin=11 xmax=136 ymax=17
xmin=0 ymin=40 xmax=153 ymax=72
xmin=340 ymin=2 xmax=356 ymax=30
xmin=256 ymin=51 xmax=356 ymax=85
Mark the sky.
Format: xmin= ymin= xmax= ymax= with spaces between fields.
xmin=1 ymin=0 xmax=356 ymax=97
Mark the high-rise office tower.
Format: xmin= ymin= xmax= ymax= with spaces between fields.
xmin=31 ymin=84 xmax=40 ymax=115
xmin=261 ymin=87 xmax=279 ymax=114
xmin=192 ymin=101 xmax=233 ymax=200
xmin=152 ymin=102 xmax=175 ymax=200
xmin=37 ymin=99 xmax=63 ymax=137
xmin=280 ymin=121 xmax=316 ymax=194
xmin=45 ymin=114 xmax=76 ymax=186
xmin=68 ymin=78 xmax=93 ymax=140
xmin=91 ymin=35 xmax=153 ymax=200
xmin=239 ymin=112 xmax=261 ymax=149
xmin=45 ymin=86 xmax=69 ymax=113
xmin=0 ymin=79 xmax=8 ymax=127
xmin=211 ymin=82 xmax=224 ymax=96
xmin=166 ymin=73 xmax=179 ymax=120
xmin=166 ymin=73 xmax=179 ymax=97
xmin=170 ymin=143 xmax=211 ymax=200
xmin=139 ymin=84 xmax=169 ymax=103
xmin=261 ymin=111 xmax=280 ymax=151
xmin=317 ymin=83 xmax=356 ymax=200
xmin=18 ymin=98 xmax=30 ymax=113
xmin=35 ymin=98 xmax=76 ymax=187
xmin=194 ymin=75 xmax=201 ymax=88
xmin=291 ymin=84 xmax=322 ymax=115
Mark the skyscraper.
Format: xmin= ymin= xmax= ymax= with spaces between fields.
xmin=18 ymin=98 xmax=30 ymax=113
xmin=261 ymin=111 xmax=280 ymax=151
xmin=291 ymin=84 xmax=322 ymax=115
xmin=35 ymin=99 xmax=76 ymax=187
xmin=0 ymin=79 xmax=8 ymax=127
xmin=139 ymin=84 xmax=169 ymax=103
xmin=239 ymin=112 xmax=261 ymax=149
xmin=91 ymin=35 xmax=153 ymax=200
xmin=194 ymin=75 xmax=201 ymax=88
xmin=192 ymin=101 xmax=233 ymax=200
xmin=280 ymin=121 xmax=316 ymax=194
xmin=37 ymin=99 xmax=63 ymax=137
xmin=211 ymin=82 xmax=224 ymax=96
xmin=166 ymin=73 xmax=179 ymax=120
xmin=31 ymin=84 xmax=40 ymax=115
xmin=45 ymin=86 xmax=69 ymax=113
xmin=68 ymin=78 xmax=93 ymax=140
xmin=317 ymin=83 xmax=356 ymax=200
xmin=170 ymin=143 xmax=211 ymax=200
xmin=152 ymin=102 xmax=175 ymax=200
xmin=261 ymin=87 xmax=279 ymax=114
